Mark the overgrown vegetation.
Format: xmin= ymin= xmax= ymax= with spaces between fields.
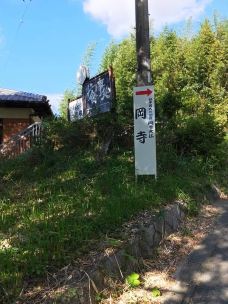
xmin=0 ymin=18 xmax=227 ymax=303
xmin=0 ymin=121 xmax=227 ymax=302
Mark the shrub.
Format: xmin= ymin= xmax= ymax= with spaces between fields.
xmin=174 ymin=114 xmax=225 ymax=156
xmin=41 ymin=117 xmax=94 ymax=152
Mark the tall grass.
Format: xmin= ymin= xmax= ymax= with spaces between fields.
xmin=0 ymin=139 xmax=227 ymax=302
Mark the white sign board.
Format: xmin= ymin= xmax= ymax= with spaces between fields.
xmin=133 ymin=85 xmax=157 ymax=176
xmin=69 ymin=98 xmax=84 ymax=121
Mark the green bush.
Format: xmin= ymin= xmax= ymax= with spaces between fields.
xmin=41 ymin=117 xmax=94 ymax=151
xmin=174 ymin=114 xmax=225 ymax=156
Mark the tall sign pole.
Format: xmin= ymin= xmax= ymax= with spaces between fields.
xmin=134 ymin=0 xmax=157 ymax=178
xmin=135 ymin=0 xmax=152 ymax=86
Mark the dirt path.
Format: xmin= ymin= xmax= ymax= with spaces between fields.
xmin=165 ymin=199 xmax=228 ymax=304
xmin=102 ymin=200 xmax=226 ymax=304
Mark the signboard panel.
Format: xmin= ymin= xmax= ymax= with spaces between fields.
xmin=82 ymin=71 xmax=113 ymax=116
xmin=69 ymin=97 xmax=84 ymax=121
xmin=133 ymin=85 xmax=157 ymax=176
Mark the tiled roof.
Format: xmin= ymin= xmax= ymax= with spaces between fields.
xmin=0 ymin=88 xmax=47 ymax=102
xmin=0 ymin=88 xmax=52 ymax=116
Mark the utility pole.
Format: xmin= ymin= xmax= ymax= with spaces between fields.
xmin=134 ymin=0 xmax=157 ymax=179
xmin=135 ymin=0 xmax=152 ymax=86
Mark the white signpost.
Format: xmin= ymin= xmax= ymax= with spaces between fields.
xmin=69 ymin=98 xmax=84 ymax=121
xmin=133 ymin=85 xmax=157 ymax=177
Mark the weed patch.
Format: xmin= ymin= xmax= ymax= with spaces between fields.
xmin=0 ymin=143 xmax=227 ymax=302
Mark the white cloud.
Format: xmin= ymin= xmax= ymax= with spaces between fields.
xmin=46 ymin=93 xmax=63 ymax=115
xmin=83 ymin=0 xmax=135 ymax=38
xmin=83 ymin=0 xmax=211 ymax=38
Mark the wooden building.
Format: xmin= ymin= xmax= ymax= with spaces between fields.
xmin=0 ymin=88 xmax=52 ymax=144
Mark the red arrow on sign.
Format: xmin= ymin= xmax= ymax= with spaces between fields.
xmin=136 ymin=88 xmax=153 ymax=96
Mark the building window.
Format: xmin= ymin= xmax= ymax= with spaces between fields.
xmin=0 ymin=119 xmax=3 ymax=144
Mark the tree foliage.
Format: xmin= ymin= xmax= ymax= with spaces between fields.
xmin=100 ymin=18 xmax=227 ymax=156
xmin=58 ymin=89 xmax=76 ymax=120
xmin=58 ymin=18 xmax=227 ymax=156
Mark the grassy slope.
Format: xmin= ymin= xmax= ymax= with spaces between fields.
xmin=0 ymin=141 xmax=227 ymax=302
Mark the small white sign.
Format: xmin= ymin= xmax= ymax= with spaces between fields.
xmin=69 ymin=98 xmax=84 ymax=121
xmin=133 ymin=85 xmax=157 ymax=176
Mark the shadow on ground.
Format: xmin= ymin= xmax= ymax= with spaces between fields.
xmin=164 ymin=199 xmax=228 ymax=304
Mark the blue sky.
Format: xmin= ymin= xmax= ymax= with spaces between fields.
xmin=0 ymin=0 xmax=227 ymax=113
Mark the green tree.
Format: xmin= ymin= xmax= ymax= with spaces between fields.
xmin=152 ymin=29 xmax=184 ymax=122
xmin=58 ymin=89 xmax=76 ymax=120
xmin=113 ymin=36 xmax=136 ymax=122
xmin=98 ymin=18 xmax=227 ymax=154
xmin=100 ymin=36 xmax=137 ymax=123
xmin=100 ymin=40 xmax=118 ymax=71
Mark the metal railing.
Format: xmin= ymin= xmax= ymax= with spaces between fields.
xmin=0 ymin=122 xmax=42 ymax=158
